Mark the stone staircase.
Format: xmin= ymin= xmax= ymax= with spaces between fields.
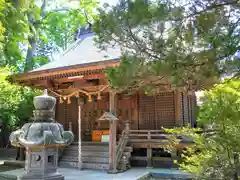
xmin=59 ymin=141 xmax=132 ymax=171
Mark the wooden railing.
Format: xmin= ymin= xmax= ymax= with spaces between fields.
xmin=128 ymin=129 xmax=195 ymax=149
xmin=128 ymin=130 xmax=189 ymax=167
xmin=116 ymin=121 xmax=131 ymax=170
xmin=129 ymin=130 xmax=169 ymax=138
xmin=116 ymin=128 xmax=129 ymax=168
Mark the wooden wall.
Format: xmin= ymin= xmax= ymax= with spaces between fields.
xmin=179 ymin=92 xmax=197 ymax=127
xmin=55 ymin=97 xmax=78 ymax=139
xmin=55 ymin=91 xmax=197 ymax=139
xmin=139 ymin=92 xmax=175 ymax=129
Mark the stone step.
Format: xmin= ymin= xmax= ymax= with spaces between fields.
xmin=59 ymin=142 xmax=132 ymax=171
xmin=82 ymin=162 xmax=109 ymax=171
xmin=60 ymin=157 xmax=130 ymax=165
xmin=64 ymin=151 xmax=109 ymax=158
xmin=65 ymin=145 xmax=132 ymax=152
xmin=62 ymin=149 xmax=79 ymax=156
xmin=60 ymin=156 xmax=79 ymax=162
xmin=67 ymin=145 xmax=109 ymax=152
xmin=59 ymin=161 xmax=78 ymax=168
xmin=82 ymin=151 xmax=109 ymax=158
xmin=60 ymin=156 xmax=110 ymax=164
xmin=82 ymin=156 xmax=109 ymax=163
xmin=62 ymin=150 xmax=131 ymax=158
xmin=72 ymin=141 xmax=109 ymax=146
xmin=82 ymin=146 xmax=109 ymax=151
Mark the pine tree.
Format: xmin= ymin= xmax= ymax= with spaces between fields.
xmin=93 ymin=0 xmax=240 ymax=93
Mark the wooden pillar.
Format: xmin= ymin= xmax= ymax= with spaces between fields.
xmin=147 ymin=130 xmax=152 ymax=168
xmin=109 ymin=91 xmax=117 ymax=173
xmin=174 ymin=90 xmax=181 ymax=127
xmin=124 ymin=120 xmax=131 ymax=133
xmin=78 ymin=98 xmax=84 ymax=170
xmin=69 ymin=121 xmax=72 ymax=131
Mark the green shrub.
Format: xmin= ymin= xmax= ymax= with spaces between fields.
xmin=166 ymin=79 xmax=240 ymax=180
xmin=0 ymin=67 xmax=41 ymax=128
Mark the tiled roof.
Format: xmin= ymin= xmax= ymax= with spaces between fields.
xmin=31 ymin=32 xmax=121 ymax=72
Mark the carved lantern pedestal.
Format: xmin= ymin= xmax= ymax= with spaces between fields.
xmin=10 ymin=90 xmax=74 ymax=180
xmin=22 ymin=146 xmax=63 ymax=180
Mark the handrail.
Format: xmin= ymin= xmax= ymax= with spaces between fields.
xmin=129 ymin=134 xmax=168 ymax=137
xmin=128 ymin=130 xmax=193 ymax=143
xmin=129 ymin=130 xmax=165 ymax=133
xmin=129 ymin=129 xmax=217 ymax=133
xmin=116 ymin=128 xmax=129 ymax=168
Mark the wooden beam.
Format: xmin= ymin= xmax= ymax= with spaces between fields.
xmin=56 ymin=73 xmax=106 ymax=83
xmin=27 ymin=79 xmax=60 ymax=89
xmin=74 ymin=80 xmax=108 ymax=89
xmin=109 ymin=91 xmax=117 ymax=173
xmin=174 ymin=90 xmax=181 ymax=127
xmin=14 ymin=60 xmax=120 ymax=81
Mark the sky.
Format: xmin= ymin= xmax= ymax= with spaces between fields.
xmin=100 ymin=0 xmax=118 ymax=6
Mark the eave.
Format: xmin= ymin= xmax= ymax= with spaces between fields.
xmin=12 ymin=59 xmax=120 ymax=83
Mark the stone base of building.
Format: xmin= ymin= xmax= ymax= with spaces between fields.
xmin=18 ymin=172 xmax=64 ymax=180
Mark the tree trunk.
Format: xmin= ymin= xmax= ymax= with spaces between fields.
xmin=0 ymin=134 xmax=5 ymax=148
xmin=24 ymin=37 xmax=37 ymax=72
xmin=19 ymin=147 xmax=25 ymax=161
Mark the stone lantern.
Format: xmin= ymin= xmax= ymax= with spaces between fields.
xmin=10 ymin=90 xmax=74 ymax=180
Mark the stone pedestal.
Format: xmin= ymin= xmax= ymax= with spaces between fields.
xmin=18 ymin=147 xmax=64 ymax=180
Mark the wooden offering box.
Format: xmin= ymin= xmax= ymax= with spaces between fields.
xmin=92 ymin=130 xmax=110 ymax=142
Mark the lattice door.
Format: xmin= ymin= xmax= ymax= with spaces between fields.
xmin=139 ymin=95 xmax=155 ymax=130
xmin=155 ymin=92 xmax=175 ymax=128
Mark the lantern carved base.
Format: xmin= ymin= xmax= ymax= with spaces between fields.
xmin=17 ymin=147 xmax=64 ymax=180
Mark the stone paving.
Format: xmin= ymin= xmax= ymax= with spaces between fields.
xmin=0 ymin=167 xmax=188 ymax=180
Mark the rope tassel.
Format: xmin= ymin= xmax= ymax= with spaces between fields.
xmin=97 ymin=92 xmax=101 ymax=100
xmin=88 ymin=95 xmax=92 ymax=102
xmin=67 ymin=96 xmax=71 ymax=104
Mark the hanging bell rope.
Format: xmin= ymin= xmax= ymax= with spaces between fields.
xmin=47 ymin=85 xmax=109 ymax=104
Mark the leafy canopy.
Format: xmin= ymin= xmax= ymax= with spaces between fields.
xmin=0 ymin=0 xmax=98 ymax=72
xmin=93 ymin=0 xmax=240 ymax=93
xmin=0 ymin=0 xmax=30 ymax=69
xmin=166 ymin=79 xmax=240 ymax=179
xmin=0 ymin=67 xmax=41 ymax=128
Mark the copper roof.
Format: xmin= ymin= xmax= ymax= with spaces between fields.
xmin=14 ymin=32 xmax=121 ymax=81
xmin=32 ymin=32 xmax=121 ymax=72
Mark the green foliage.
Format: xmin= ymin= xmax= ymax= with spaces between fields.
xmin=0 ymin=67 xmax=41 ymax=127
xmin=0 ymin=0 xmax=98 ymax=72
xmin=42 ymin=9 xmax=86 ymax=51
xmin=166 ymin=79 xmax=240 ymax=180
xmin=0 ymin=0 xmax=30 ymax=69
xmin=94 ymin=0 xmax=240 ymax=92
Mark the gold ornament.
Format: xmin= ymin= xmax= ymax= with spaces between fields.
xmin=59 ymin=97 xmax=63 ymax=104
